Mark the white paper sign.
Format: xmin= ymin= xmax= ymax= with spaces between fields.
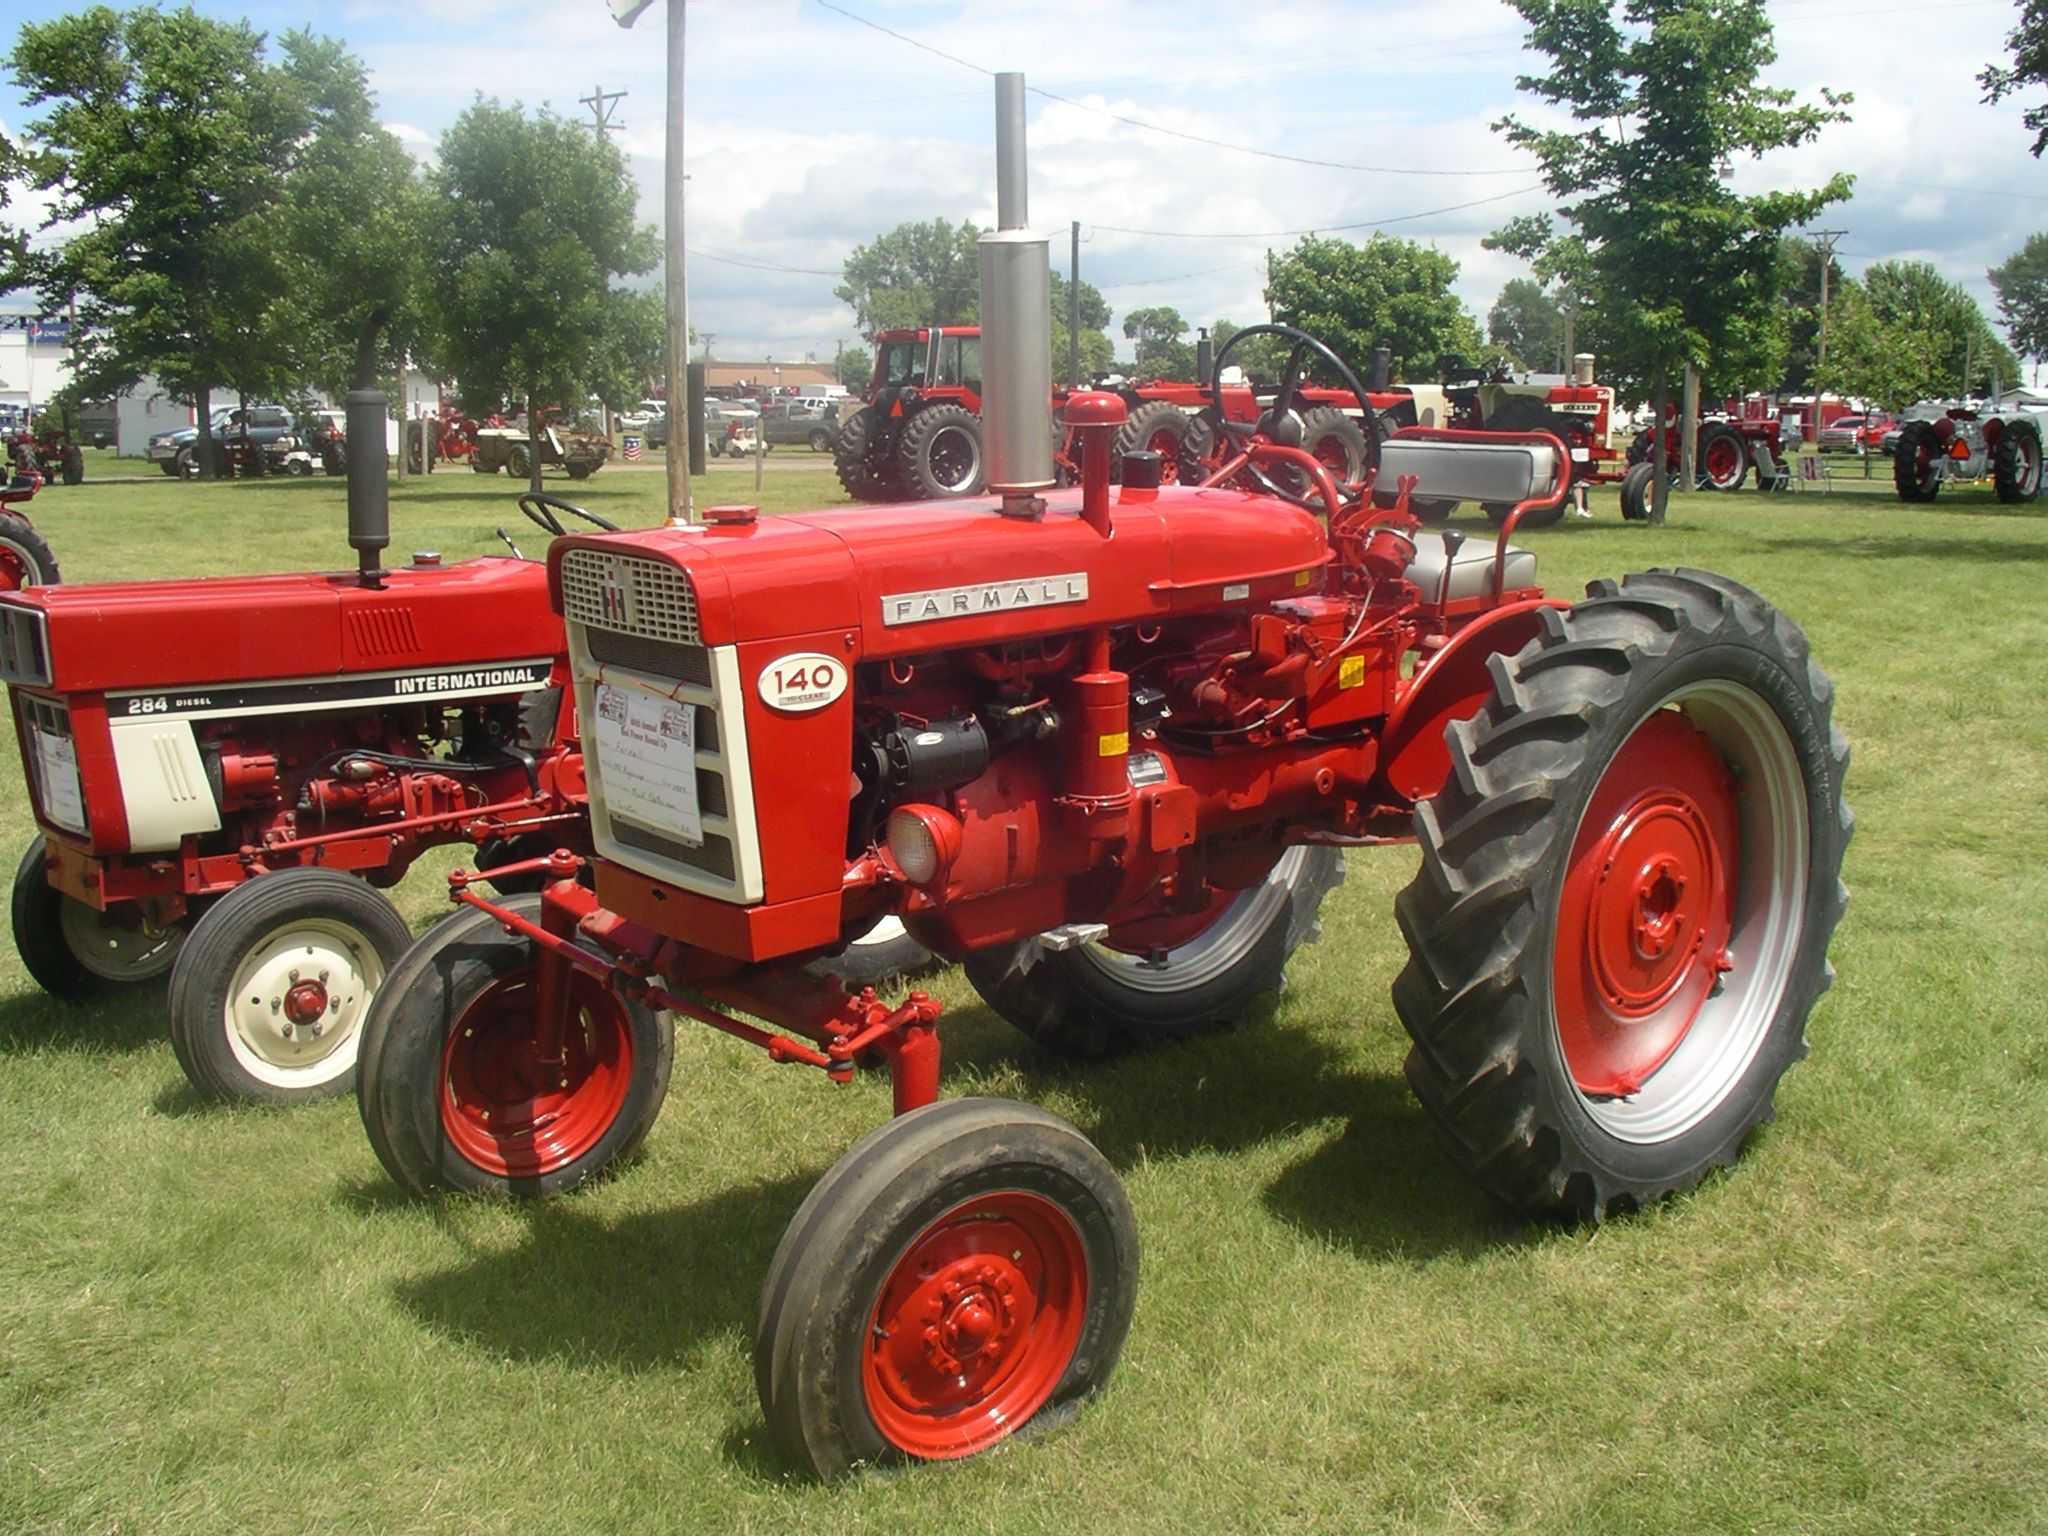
xmin=32 ymin=726 xmax=85 ymax=831
xmin=593 ymin=683 xmax=702 ymax=847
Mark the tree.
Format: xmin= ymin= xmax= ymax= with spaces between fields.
xmin=0 ymin=128 xmax=30 ymax=293
xmin=1982 ymin=0 xmax=2048 ymax=157
xmin=428 ymin=99 xmax=657 ymax=493
xmin=835 ymin=219 xmax=981 ymax=337
xmin=835 ymin=342 xmax=873 ymax=389
xmin=1862 ymin=260 xmax=2019 ymax=394
xmin=1121 ymin=306 xmax=1192 ymax=381
xmin=1772 ymin=234 xmax=1846 ymax=398
xmin=1209 ymin=319 xmax=1290 ymax=384
xmin=1487 ymin=278 xmax=1564 ymax=370
xmin=10 ymin=7 xmax=330 ymax=476
xmin=1816 ymin=287 xmax=1945 ymax=412
xmin=1989 ymin=231 xmax=2048 ymax=382
xmin=1051 ymin=270 xmax=1113 ymax=382
xmin=1491 ymin=0 xmax=1851 ymax=445
xmin=1265 ymin=234 xmax=1484 ymax=382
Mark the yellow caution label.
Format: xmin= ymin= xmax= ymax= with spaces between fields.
xmin=1339 ymin=655 xmax=1366 ymax=689
xmin=1294 ymin=569 xmax=1314 ymax=587
xmin=1099 ymin=730 xmax=1129 ymax=757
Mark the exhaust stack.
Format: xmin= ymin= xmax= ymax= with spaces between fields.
xmin=347 ymin=309 xmax=392 ymax=589
xmin=978 ymin=73 xmax=1054 ymax=515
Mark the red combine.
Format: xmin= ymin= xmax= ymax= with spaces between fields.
xmin=354 ymin=85 xmax=1851 ymax=1482
xmin=0 ymin=372 xmax=602 ymax=1105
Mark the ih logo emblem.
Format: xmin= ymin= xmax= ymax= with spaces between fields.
xmin=600 ymin=569 xmax=629 ymax=626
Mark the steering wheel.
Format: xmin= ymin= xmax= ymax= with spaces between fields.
xmin=1205 ymin=323 xmax=1381 ymax=509
xmin=518 ymin=492 xmax=619 ymax=537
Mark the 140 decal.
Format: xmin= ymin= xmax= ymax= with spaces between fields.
xmin=758 ymin=652 xmax=848 ymax=713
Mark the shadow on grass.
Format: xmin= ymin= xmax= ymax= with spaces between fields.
xmin=386 ymin=1168 xmax=815 ymax=1370
xmin=0 ymin=982 xmax=163 ymax=1056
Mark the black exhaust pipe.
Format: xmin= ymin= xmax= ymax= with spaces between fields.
xmin=347 ymin=309 xmax=391 ymax=588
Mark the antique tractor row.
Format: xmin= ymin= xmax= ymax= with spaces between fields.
xmin=1892 ymin=399 xmax=2046 ymax=504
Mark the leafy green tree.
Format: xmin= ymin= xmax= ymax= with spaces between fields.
xmin=1051 ymin=270 xmax=1113 ymax=381
xmin=10 ymin=7 xmax=330 ymax=476
xmin=1121 ymin=305 xmax=1192 ymax=380
xmin=1491 ymin=0 xmax=1851 ymax=437
xmin=1982 ymin=0 xmax=2048 ymax=157
xmin=427 ymin=98 xmax=657 ymax=492
xmin=1817 ymin=287 xmax=1945 ymax=412
xmin=1988 ymin=231 xmax=2048 ymax=380
xmin=835 ymin=218 xmax=981 ymax=337
xmin=835 ymin=343 xmax=873 ymax=389
xmin=1772 ymin=234 xmax=1847 ymax=398
xmin=1862 ymin=260 xmax=2019 ymax=394
xmin=1487 ymin=278 xmax=1564 ymax=370
xmin=1265 ymin=234 xmax=1484 ymax=382
xmin=0 ymin=128 xmax=30 ymax=292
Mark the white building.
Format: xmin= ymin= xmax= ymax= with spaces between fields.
xmin=0 ymin=316 xmax=74 ymax=424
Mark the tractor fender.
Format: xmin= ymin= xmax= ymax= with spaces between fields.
xmin=1376 ymin=596 xmax=1567 ymax=805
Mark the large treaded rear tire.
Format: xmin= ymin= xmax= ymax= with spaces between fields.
xmin=1393 ymin=569 xmax=1851 ymax=1222
xmin=832 ymin=405 xmax=900 ymax=501
xmin=1893 ymin=421 xmax=1942 ymax=502
xmin=1992 ymin=420 xmax=2043 ymax=503
xmin=1699 ymin=423 xmax=1750 ymax=491
xmin=964 ymin=846 xmax=1344 ymax=1058
xmin=1114 ymin=400 xmax=1198 ymax=483
xmin=0 ymin=513 xmax=58 ymax=590
xmin=896 ymin=403 xmax=984 ymax=499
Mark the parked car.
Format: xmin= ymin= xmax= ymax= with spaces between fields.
xmin=759 ymin=397 xmax=841 ymax=451
xmin=1819 ymin=411 xmax=1896 ymax=452
xmin=148 ymin=404 xmax=297 ymax=476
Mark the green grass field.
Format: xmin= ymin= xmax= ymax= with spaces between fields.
xmin=3 ymin=466 xmax=2044 ymax=1534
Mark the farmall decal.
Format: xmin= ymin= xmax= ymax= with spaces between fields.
xmin=882 ymin=572 xmax=1089 ymax=627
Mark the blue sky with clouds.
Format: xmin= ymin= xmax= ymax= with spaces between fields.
xmin=4 ymin=0 xmax=2042 ymax=370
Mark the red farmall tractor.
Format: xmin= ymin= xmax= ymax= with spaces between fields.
xmin=0 ymin=399 xmax=606 ymax=1104
xmin=0 ymin=457 xmax=55 ymax=590
xmin=350 ymin=94 xmax=1852 ymax=1482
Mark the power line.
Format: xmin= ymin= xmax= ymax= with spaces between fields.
xmin=578 ymin=85 xmax=626 ymax=134
xmin=1096 ymin=262 xmax=1259 ymax=290
xmin=688 ymin=244 xmax=843 ymax=277
xmin=807 ymin=0 xmax=1533 ymax=178
xmin=1089 ymin=184 xmax=1545 ymax=241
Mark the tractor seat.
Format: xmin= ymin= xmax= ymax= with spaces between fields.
xmin=1403 ymin=535 xmax=1537 ymax=602
xmin=1371 ymin=435 xmax=1563 ymax=511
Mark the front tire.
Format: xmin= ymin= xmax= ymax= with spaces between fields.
xmin=166 ymin=869 xmax=413 ymax=1104
xmin=10 ymin=835 xmax=183 ymax=999
xmin=754 ymin=1098 xmax=1137 ymax=1481
xmin=965 ymin=846 xmax=1343 ymax=1058
xmin=1699 ymin=424 xmax=1750 ymax=491
xmin=1893 ymin=421 xmax=1942 ymax=502
xmin=1993 ymin=420 xmax=2043 ymax=503
xmin=356 ymin=898 xmax=674 ymax=1197
xmin=1619 ymin=460 xmax=1660 ymax=523
xmin=60 ymin=445 xmax=84 ymax=486
xmin=1394 ymin=570 xmax=1851 ymax=1222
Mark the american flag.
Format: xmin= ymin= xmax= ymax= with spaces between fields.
xmin=622 ymin=434 xmax=643 ymax=461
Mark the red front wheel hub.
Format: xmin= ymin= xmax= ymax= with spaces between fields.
xmin=1555 ymin=709 xmax=1740 ymax=1098
xmin=440 ymin=969 xmax=635 ymax=1177
xmin=865 ymin=1191 xmax=1089 ymax=1460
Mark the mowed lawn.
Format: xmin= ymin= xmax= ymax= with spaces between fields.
xmin=2 ymin=462 xmax=2044 ymax=1534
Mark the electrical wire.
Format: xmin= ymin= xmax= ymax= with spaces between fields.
xmin=808 ymin=0 xmax=1535 ymax=178
xmin=1088 ymin=185 xmax=1546 ymax=242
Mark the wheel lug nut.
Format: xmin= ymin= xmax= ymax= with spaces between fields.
xmin=289 ymin=969 xmax=300 ymax=983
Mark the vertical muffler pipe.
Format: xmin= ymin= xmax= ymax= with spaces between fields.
xmin=347 ymin=309 xmax=391 ymax=589
xmin=979 ymin=73 xmax=1055 ymax=516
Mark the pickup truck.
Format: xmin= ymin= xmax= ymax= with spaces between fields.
xmin=148 ymin=405 xmax=297 ymax=476
xmin=758 ymin=397 xmax=841 ymax=452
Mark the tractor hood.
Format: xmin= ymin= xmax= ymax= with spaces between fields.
xmin=0 ymin=555 xmax=560 ymax=695
xmin=548 ymin=484 xmax=1332 ymax=655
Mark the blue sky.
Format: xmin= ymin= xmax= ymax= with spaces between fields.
xmin=4 ymin=0 xmax=2042 ymax=368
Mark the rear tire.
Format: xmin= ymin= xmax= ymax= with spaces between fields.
xmin=1992 ymin=420 xmax=2043 ymax=503
xmin=1620 ymin=461 xmax=1659 ymax=522
xmin=11 ymin=835 xmax=183 ymax=1000
xmin=0 ymin=513 xmax=58 ymax=589
xmin=808 ymin=915 xmax=936 ymax=989
xmin=1699 ymin=424 xmax=1750 ymax=491
xmin=1394 ymin=569 xmax=1851 ymax=1222
xmin=754 ymin=1098 xmax=1137 ymax=1480
xmin=1893 ymin=421 xmax=1942 ymax=502
xmin=964 ymin=846 xmax=1343 ymax=1059
xmin=60 ymin=445 xmax=84 ymax=486
xmin=167 ymin=869 xmax=412 ymax=1104
xmin=896 ymin=404 xmax=984 ymax=499
xmin=1114 ymin=400 xmax=1197 ymax=483
xmin=833 ymin=406 xmax=900 ymax=501
xmin=356 ymin=898 xmax=673 ymax=1198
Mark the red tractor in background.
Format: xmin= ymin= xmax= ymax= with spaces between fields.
xmin=8 ymin=421 xmax=86 ymax=487
xmin=1627 ymin=395 xmax=1806 ymax=497
xmin=356 ymin=297 xmax=1851 ymax=1482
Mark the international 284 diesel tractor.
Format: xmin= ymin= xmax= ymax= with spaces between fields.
xmin=354 ymin=83 xmax=1851 ymax=1481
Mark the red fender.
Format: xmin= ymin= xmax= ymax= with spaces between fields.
xmin=1376 ymin=598 xmax=1567 ymax=805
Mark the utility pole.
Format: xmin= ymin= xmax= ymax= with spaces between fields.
xmin=1068 ymin=221 xmax=1081 ymax=390
xmin=1809 ymin=230 xmax=1846 ymax=442
xmin=579 ymin=85 xmax=627 ymax=135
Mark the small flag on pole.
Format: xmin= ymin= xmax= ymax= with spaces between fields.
xmin=623 ymin=434 xmax=643 ymax=461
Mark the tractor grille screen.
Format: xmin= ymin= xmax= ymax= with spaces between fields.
xmin=0 ymin=603 xmax=51 ymax=687
xmin=610 ymin=816 xmax=737 ymax=881
xmin=584 ymin=626 xmax=713 ymax=686
xmin=560 ymin=548 xmax=701 ymax=646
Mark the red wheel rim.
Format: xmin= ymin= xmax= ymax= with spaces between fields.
xmin=1554 ymin=709 xmax=1740 ymax=1098
xmin=864 ymin=1190 xmax=1089 ymax=1460
xmin=1144 ymin=426 xmax=1184 ymax=483
xmin=1705 ymin=437 xmax=1740 ymax=485
xmin=0 ymin=546 xmax=24 ymax=591
xmin=440 ymin=968 xmax=635 ymax=1177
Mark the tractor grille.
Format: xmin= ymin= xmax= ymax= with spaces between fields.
xmin=564 ymin=553 xmax=759 ymax=904
xmin=0 ymin=601 xmax=51 ymax=687
xmin=19 ymin=693 xmax=86 ymax=835
xmin=560 ymin=548 xmax=701 ymax=646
